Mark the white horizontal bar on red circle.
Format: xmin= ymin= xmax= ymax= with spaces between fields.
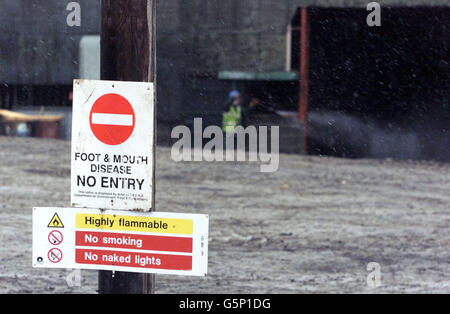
xmin=91 ymin=113 xmax=133 ymax=126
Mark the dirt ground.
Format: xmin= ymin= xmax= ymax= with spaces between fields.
xmin=0 ymin=136 xmax=448 ymax=293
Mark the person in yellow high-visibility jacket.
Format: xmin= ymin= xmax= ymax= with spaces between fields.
xmin=222 ymin=90 xmax=242 ymax=134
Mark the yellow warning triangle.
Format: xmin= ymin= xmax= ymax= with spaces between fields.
xmin=48 ymin=213 xmax=64 ymax=228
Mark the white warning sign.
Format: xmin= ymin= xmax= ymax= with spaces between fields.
xmin=33 ymin=207 xmax=209 ymax=276
xmin=71 ymin=80 xmax=155 ymax=211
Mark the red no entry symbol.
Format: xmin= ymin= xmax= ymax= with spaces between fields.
xmin=48 ymin=248 xmax=63 ymax=263
xmin=48 ymin=230 xmax=63 ymax=245
xmin=89 ymin=93 xmax=135 ymax=146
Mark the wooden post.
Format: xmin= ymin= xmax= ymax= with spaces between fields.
xmin=99 ymin=0 xmax=156 ymax=294
xmin=299 ymin=7 xmax=309 ymax=155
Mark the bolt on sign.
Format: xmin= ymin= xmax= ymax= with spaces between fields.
xmin=71 ymin=80 xmax=155 ymax=211
xmin=32 ymin=207 xmax=209 ymax=276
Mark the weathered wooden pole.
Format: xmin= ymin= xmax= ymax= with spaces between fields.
xmin=99 ymin=0 xmax=156 ymax=294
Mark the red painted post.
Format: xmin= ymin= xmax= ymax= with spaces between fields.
xmin=299 ymin=7 xmax=310 ymax=155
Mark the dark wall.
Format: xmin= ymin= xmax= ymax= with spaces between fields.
xmin=0 ymin=0 xmax=101 ymax=85
xmin=309 ymin=7 xmax=448 ymax=123
xmin=306 ymin=7 xmax=449 ymax=160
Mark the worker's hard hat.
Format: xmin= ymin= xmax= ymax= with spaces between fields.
xmin=229 ymin=90 xmax=240 ymax=99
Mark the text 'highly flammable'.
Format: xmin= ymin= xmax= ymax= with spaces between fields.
xmin=83 ymin=216 xmax=169 ymax=229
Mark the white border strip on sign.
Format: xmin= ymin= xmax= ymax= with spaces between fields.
xmin=91 ymin=113 xmax=133 ymax=126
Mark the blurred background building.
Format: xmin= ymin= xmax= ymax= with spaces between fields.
xmin=0 ymin=0 xmax=448 ymax=160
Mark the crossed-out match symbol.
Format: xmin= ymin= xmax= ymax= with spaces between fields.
xmin=47 ymin=248 xmax=63 ymax=263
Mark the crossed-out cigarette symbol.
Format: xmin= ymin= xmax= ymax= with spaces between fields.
xmin=48 ymin=230 xmax=63 ymax=245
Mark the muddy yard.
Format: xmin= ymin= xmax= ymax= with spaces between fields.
xmin=0 ymin=136 xmax=449 ymax=293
